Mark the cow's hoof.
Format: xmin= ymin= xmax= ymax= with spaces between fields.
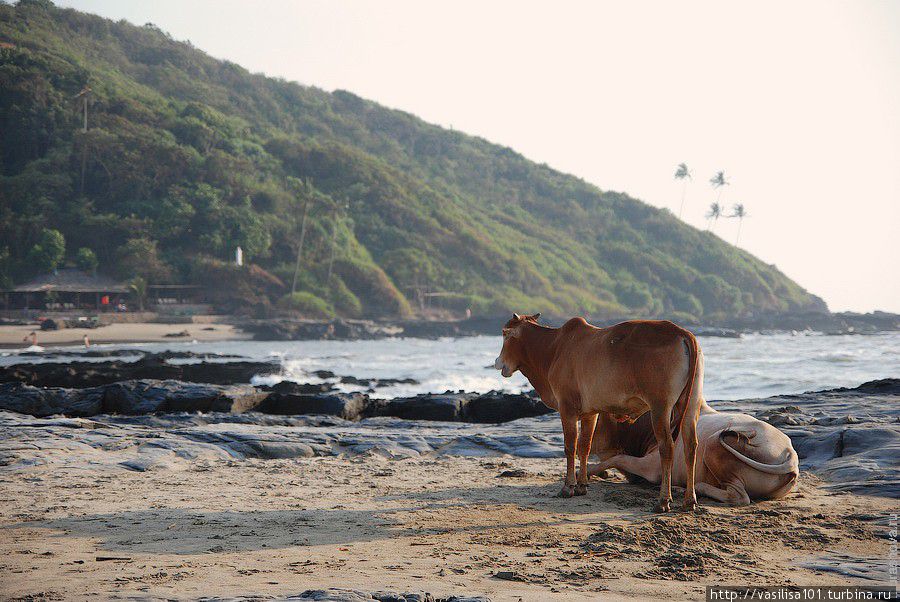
xmin=682 ymin=498 xmax=698 ymax=512
xmin=593 ymin=469 xmax=610 ymax=479
xmin=653 ymin=499 xmax=671 ymax=513
xmin=574 ymin=483 xmax=587 ymax=496
xmin=557 ymin=484 xmax=575 ymax=498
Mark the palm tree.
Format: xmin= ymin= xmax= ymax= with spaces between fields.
xmin=128 ymin=276 xmax=147 ymax=311
xmin=706 ymin=202 xmax=722 ymax=231
xmin=709 ymin=170 xmax=729 ymax=204
xmin=290 ymin=177 xmax=314 ymax=295
xmin=729 ymin=203 xmax=747 ymax=244
xmin=674 ymin=163 xmax=691 ymax=218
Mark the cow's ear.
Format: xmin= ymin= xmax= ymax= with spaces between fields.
xmin=530 ymin=313 xmax=541 ymax=321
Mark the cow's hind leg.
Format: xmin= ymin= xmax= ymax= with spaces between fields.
xmin=680 ymin=386 xmax=703 ymax=511
xmin=650 ymin=405 xmax=675 ymax=513
xmin=574 ymin=413 xmax=598 ymax=495
xmin=557 ymin=411 xmax=579 ymax=498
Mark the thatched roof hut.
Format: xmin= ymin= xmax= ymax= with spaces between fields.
xmin=2 ymin=268 xmax=128 ymax=310
xmin=9 ymin=268 xmax=128 ymax=294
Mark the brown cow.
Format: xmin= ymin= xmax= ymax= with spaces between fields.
xmin=494 ymin=314 xmax=702 ymax=512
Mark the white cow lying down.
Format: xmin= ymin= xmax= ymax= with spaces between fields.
xmin=589 ymin=400 xmax=799 ymax=505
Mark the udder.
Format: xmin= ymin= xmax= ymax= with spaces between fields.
xmin=602 ymin=397 xmax=648 ymax=423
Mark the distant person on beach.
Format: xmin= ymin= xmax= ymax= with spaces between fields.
xmin=22 ymin=331 xmax=37 ymax=347
xmin=83 ymin=334 xmax=90 ymax=348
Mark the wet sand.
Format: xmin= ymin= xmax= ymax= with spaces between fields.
xmin=0 ymin=323 xmax=250 ymax=348
xmin=0 ymin=455 xmax=895 ymax=601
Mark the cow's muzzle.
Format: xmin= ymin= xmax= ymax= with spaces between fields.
xmin=494 ymin=356 xmax=515 ymax=378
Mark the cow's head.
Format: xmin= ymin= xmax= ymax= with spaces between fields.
xmin=494 ymin=312 xmax=541 ymax=377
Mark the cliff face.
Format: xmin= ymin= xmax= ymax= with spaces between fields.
xmin=0 ymin=1 xmax=826 ymax=318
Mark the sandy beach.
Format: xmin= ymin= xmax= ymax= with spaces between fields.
xmin=0 ymin=323 xmax=250 ymax=349
xmin=0 ymin=454 xmax=894 ymax=601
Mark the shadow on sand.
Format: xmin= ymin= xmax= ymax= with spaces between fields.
xmin=9 ymin=478 xmax=668 ymax=556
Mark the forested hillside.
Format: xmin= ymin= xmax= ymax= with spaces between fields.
xmin=0 ymin=0 xmax=827 ymax=319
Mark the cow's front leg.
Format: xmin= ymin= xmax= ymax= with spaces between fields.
xmin=575 ymin=413 xmax=598 ymax=495
xmin=650 ymin=405 xmax=675 ymax=512
xmin=557 ymin=411 xmax=578 ymax=498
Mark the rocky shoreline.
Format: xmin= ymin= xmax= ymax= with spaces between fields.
xmin=0 ymin=351 xmax=280 ymax=388
xmin=236 ymin=311 xmax=900 ymax=341
xmin=0 ymin=359 xmax=897 ymax=496
xmin=0 ymin=378 xmax=552 ymax=424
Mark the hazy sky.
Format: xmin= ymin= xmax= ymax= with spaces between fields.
xmin=56 ymin=0 xmax=900 ymax=312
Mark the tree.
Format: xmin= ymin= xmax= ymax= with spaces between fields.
xmin=0 ymin=247 xmax=13 ymax=289
xmin=729 ymin=203 xmax=747 ymax=245
xmin=116 ymin=237 xmax=172 ymax=283
xmin=75 ymin=247 xmax=98 ymax=274
xmin=27 ymin=228 xmax=65 ymax=274
xmin=289 ymin=177 xmax=313 ymax=295
xmin=706 ymin=202 xmax=722 ymax=231
xmin=674 ymin=163 xmax=691 ymax=219
xmin=382 ymin=247 xmax=438 ymax=310
xmin=128 ymin=276 xmax=147 ymax=311
xmin=709 ymin=170 xmax=729 ymax=204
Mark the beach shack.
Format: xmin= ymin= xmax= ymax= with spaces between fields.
xmin=1 ymin=268 xmax=129 ymax=311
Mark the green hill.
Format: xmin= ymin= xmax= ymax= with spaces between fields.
xmin=0 ymin=0 xmax=826 ymax=320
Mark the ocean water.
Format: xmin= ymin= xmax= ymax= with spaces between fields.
xmin=2 ymin=331 xmax=897 ymax=401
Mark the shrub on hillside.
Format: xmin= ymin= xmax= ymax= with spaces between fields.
xmin=192 ymin=257 xmax=284 ymax=316
xmin=278 ymin=292 xmax=334 ymax=318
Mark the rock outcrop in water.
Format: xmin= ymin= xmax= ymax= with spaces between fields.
xmin=0 ymin=354 xmax=280 ymax=388
xmin=375 ymin=391 xmax=552 ymax=423
xmin=0 ymin=379 xmax=549 ymax=424
xmin=0 ymin=380 xmax=268 ymax=416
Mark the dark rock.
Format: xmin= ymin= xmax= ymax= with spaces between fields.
xmin=373 ymin=377 xmax=419 ymax=387
xmin=394 ymin=317 xmax=498 ymax=339
xmin=40 ymin=318 xmax=59 ymax=330
xmin=497 ymin=469 xmax=527 ymax=478
xmin=0 ymin=357 xmax=278 ymax=388
xmin=241 ymin=319 xmax=400 ymax=341
xmin=261 ymin=381 xmax=337 ymax=394
xmin=102 ymin=380 xmax=268 ymax=414
xmin=338 ymin=375 xmax=418 ymax=388
xmin=492 ymin=570 xmax=523 ymax=581
xmin=376 ymin=392 xmax=476 ymax=422
xmin=152 ymin=350 xmax=244 ymax=360
xmin=0 ymin=382 xmax=104 ymax=417
xmin=464 ymin=391 xmax=552 ymax=423
xmin=163 ymin=330 xmax=191 ymax=338
xmin=178 ymin=361 xmax=279 ymax=384
xmin=256 ymin=392 xmax=368 ymax=420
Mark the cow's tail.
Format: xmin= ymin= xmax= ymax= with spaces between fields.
xmin=670 ymin=327 xmax=700 ymax=441
xmin=719 ymin=429 xmax=799 ymax=475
